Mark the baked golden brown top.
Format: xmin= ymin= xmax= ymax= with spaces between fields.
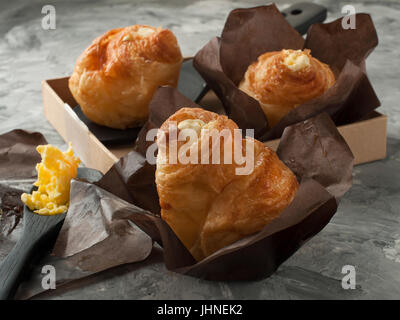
xmin=69 ymin=25 xmax=183 ymax=129
xmin=239 ymin=49 xmax=335 ymax=127
xmin=78 ymin=25 xmax=182 ymax=74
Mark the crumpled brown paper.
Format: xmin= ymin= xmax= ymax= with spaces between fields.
xmin=52 ymin=180 xmax=153 ymax=267
xmin=0 ymin=129 xmax=47 ymax=236
xmin=193 ymin=4 xmax=380 ymax=140
xmin=0 ymin=184 xmax=24 ymax=237
xmin=53 ymin=86 xmax=353 ymax=281
xmin=0 ymin=129 xmax=47 ymax=179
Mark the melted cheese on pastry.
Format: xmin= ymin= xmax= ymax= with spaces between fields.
xmin=177 ymin=119 xmax=205 ymax=135
xmin=282 ymin=49 xmax=310 ymax=71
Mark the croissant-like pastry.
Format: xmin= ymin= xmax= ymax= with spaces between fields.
xmin=239 ymin=49 xmax=335 ymax=127
xmin=155 ymin=108 xmax=299 ymax=260
xmin=69 ymin=25 xmax=183 ymax=129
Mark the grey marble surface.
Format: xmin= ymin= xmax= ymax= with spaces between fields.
xmin=0 ymin=0 xmax=399 ymax=299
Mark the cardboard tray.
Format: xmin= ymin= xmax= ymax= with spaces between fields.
xmin=42 ymin=77 xmax=387 ymax=174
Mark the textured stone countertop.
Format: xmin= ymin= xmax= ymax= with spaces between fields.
xmin=0 ymin=0 xmax=399 ymax=299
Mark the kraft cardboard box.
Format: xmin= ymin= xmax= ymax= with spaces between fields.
xmin=42 ymin=77 xmax=387 ymax=174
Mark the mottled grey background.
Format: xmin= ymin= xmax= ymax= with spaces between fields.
xmin=0 ymin=0 xmax=399 ymax=299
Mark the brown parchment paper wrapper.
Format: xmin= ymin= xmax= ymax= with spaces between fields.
xmin=0 ymin=129 xmax=47 ymax=180
xmin=0 ymin=129 xmax=47 ymax=236
xmin=0 ymin=184 xmax=24 ymax=237
xmin=52 ymin=180 xmax=153 ymax=263
xmin=52 ymin=86 xmax=353 ymax=281
xmin=193 ymin=4 xmax=380 ymax=141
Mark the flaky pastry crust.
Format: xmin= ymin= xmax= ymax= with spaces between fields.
xmin=239 ymin=49 xmax=335 ymax=127
xmin=155 ymin=108 xmax=299 ymax=260
xmin=69 ymin=25 xmax=183 ymax=129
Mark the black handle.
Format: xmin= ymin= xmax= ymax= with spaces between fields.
xmin=0 ymin=236 xmax=37 ymax=299
xmin=178 ymin=60 xmax=209 ymax=103
xmin=282 ymin=2 xmax=327 ymax=35
xmin=0 ymin=213 xmax=65 ymax=300
xmin=0 ymin=208 xmax=67 ymax=300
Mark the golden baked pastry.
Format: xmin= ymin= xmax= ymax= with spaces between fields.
xmin=239 ymin=49 xmax=335 ymax=127
xmin=155 ymin=108 xmax=299 ymax=260
xmin=69 ymin=25 xmax=183 ymax=129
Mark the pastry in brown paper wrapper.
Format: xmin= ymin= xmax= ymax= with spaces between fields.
xmin=7 ymin=85 xmax=353 ymax=299
xmin=193 ymin=4 xmax=380 ymax=140
xmin=52 ymin=86 xmax=353 ymax=282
